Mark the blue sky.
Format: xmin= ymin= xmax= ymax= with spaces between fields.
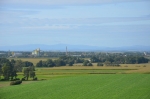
xmin=0 ymin=0 xmax=150 ymax=47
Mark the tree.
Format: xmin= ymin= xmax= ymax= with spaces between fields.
xmin=29 ymin=66 xmax=36 ymax=80
xmin=87 ymin=62 xmax=93 ymax=66
xmin=2 ymin=62 xmax=12 ymax=80
xmin=23 ymin=68 xmax=30 ymax=80
xmin=68 ymin=60 xmax=74 ymax=66
xmin=83 ymin=60 xmax=89 ymax=66
xmin=104 ymin=61 xmax=111 ymax=66
xmin=30 ymin=71 xmax=35 ymax=80
xmin=90 ymin=56 xmax=99 ymax=62
xmin=83 ymin=60 xmax=92 ymax=66
xmin=97 ymin=62 xmax=103 ymax=66
xmin=14 ymin=60 xmax=23 ymax=72
xmin=54 ymin=59 xmax=66 ymax=66
xmin=46 ymin=59 xmax=55 ymax=67
xmin=23 ymin=61 xmax=33 ymax=67
xmin=23 ymin=66 xmax=36 ymax=80
xmin=0 ymin=64 xmax=2 ymax=80
xmin=36 ymin=60 xmax=43 ymax=67
xmin=0 ymin=58 xmax=18 ymax=80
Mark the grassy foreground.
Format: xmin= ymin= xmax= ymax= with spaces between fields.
xmin=1 ymin=74 xmax=150 ymax=99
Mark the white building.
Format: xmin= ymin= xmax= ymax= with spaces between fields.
xmin=32 ymin=48 xmax=40 ymax=56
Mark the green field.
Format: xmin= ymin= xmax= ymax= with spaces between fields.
xmin=1 ymin=74 xmax=150 ymax=99
xmin=1 ymin=58 xmax=150 ymax=99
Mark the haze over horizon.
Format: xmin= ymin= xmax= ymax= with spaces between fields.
xmin=0 ymin=0 xmax=150 ymax=48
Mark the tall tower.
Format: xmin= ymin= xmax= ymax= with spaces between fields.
xmin=66 ymin=46 xmax=68 ymax=56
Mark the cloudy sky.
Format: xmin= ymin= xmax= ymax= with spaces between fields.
xmin=0 ymin=0 xmax=150 ymax=47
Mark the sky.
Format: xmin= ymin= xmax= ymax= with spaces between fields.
xmin=0 ymin=0 xmax=150 ymax=47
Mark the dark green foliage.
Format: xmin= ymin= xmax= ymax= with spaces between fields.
xmin=0 ymin=58 xmax=10 ymax=64
xmin=14 ymin=60 xmax=23 ymax=72
xmin=46 ymin=59 xmax=55 ymax=67
xmin=36 ymin=60 xmax=43 ymax=67
xmin=97 ymin=62 xmax=103 ymax=66
xmin=83 ymin=60 xmax=93 ymax=66
xmin=10 ymin=78 xmax=20 ymax=81
xmin=87 ymin=62 xmax=93 ymax=66
xmin=0 ymin=58 xmax=35 ymax=81
xmin=2 ymin=62 xmax=13 ymax=80
xmin=36 ymin=56 xmax=84 ymax=67
xmin=33 ymin=77 xmax=37 ymax=80
xmin=54 ymin=59 xmax=66 ymax=66
xmin=23 ymin=66 xmax=36 ymax=80
xmin=23 ymin=61 xmax=33 ymax=67
xmin=90 ymin=56 xmax=100 ymax=62
xmin=89 ymin=54 xmax=149 ymax=64
xmin=10 ymin=80 xmax=22 ymax=85
xmin=23 ymin=68 xmax=30 ymax=80
xmin=0 ymin=64 xmax=2 ymax=80
xmin=0 ymin=79 xmax=5 ymax=81
xmin=21 ymin=77 xmax=25 ymax=81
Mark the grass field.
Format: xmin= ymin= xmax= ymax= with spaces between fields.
xmin=1 ymin=74 xmax=150 ymax=99
xmin=1 ymin=58 xmax=149 ymax=99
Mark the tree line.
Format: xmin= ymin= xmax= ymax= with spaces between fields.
xmin=36 ymin=56 xmax=84 ymax=67
xmin=36 ymin=55 xmax=149 ymax=67
xmin=90 ymin=55 xmax=149 ymax=64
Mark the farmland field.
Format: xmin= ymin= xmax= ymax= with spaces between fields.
xmin=1 ymin=58 xmax=150 ymax=99
xmin=1 ymin=74 xmax=150 ymax=99
xmin=8 ymin=58 xmax=50 ymax=66
xmin=7 ymin=57 xmax=150 ymax=75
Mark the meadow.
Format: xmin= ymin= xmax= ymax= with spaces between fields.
xmin=1 ymin=74 xmax=150 ymax=99
xmin=1 ymin=58 xmax=149 ymax=99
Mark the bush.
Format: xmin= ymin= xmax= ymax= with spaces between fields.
xmin=10 ymin=78 xmax=20 ymax=81
xmin=0 ymin=79 xmax=5 ymax=81
xmin=97 ymin=63 xmax=103 ymax=66
xmin=10 ymin=80 xmax=22 ymax=85
xmin=21 ymin=78 xmax=25 ymax=81
xmin=15 ymin=78 xmax=20 ymax=80
xmin=33 ymin=77 xmax=38 ymax=81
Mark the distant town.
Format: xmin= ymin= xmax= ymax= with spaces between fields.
xmin=0 ymin=47 xmax=150 ymax=58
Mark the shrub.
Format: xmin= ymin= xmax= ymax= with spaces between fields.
xmin=15 ymin=78 xmax=20 ymax=80
xmin=97 ymin=63 xmax=103 ymax=66
xmin=21 ymin=78 xmax=25 ymax=81
xmin=33 ymin=77 xmax=38 ymax=81
xmin=10 ymin=80 xmax=22 ymax=85
xmin=10 ymin=78 xmax=20 ymax=81
xmin=0 ymin=79 xmax=5 ymax=81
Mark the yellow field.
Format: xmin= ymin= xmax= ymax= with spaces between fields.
xmin=8 ymin=58 xmax=56 ymax=65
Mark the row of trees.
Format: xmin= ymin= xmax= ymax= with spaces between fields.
xmin=36 ymin=56 xmax=84 ymax=67
xmin=36 ymin=55 xmax=149 ymax=67
xmin=90 ymin=56 xmax=149 ymax=64
xmin=0 ymin=58 xmax=36 ymax=81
